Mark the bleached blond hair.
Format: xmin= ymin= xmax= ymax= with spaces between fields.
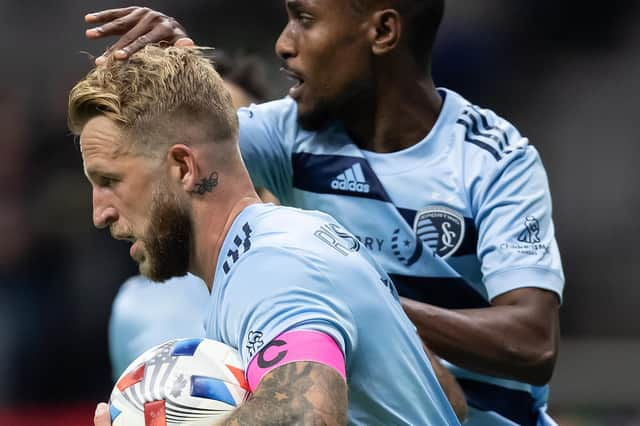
xmin=68 ymin=45 xmax=238 ymax=155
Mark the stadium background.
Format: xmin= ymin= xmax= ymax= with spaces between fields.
xmin=0 ymin=1 xmax=638 ymax=424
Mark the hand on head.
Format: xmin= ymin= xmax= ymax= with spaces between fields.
xmin=84 ymin=6 xmax=195 ymax=65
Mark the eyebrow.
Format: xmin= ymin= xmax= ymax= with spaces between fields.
xmin=84 ymin=167 xmax=118 ymax=183
xmin=83 ymin=167 xmax=100 ymax=183
xmin=286 ymin=0 xmax=303 ymax=10
xmin=287 ymin=0 xmax=322 ymax=14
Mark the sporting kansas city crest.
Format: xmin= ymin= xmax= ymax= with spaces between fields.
xmin=413 ymin=206 xmax=465 ymax=258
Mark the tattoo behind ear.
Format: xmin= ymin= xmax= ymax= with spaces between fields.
xmin=193 ymin=172 xmax=219 ymax=195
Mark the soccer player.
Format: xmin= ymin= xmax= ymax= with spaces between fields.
xmin=69 ymin=46 xmax=459 ymax=425
xmin=84 ymin=1 xmax=565 ymax=424
xmin=108 ymin=51 xmax=275 ymax=380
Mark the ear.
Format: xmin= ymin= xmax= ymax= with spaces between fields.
xmin=369 ymin=9 xmax=402 ymax=56
xmin=166 ymin=144 xmax=198 ymax=193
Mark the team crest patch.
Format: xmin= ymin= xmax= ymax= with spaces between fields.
xmin=413 ymin=206 xmax=465 ymax=258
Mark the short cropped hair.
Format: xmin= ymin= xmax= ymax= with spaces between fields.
xmin=68 ymin=45 xmax=238 ymax=154
xmin=402 ymin=0 xmax=444 ymax=69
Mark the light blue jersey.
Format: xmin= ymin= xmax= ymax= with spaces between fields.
xmin=238 ymin=88 xmax=564 ymax=426
xmin=109 ymin=274 xmax=209 ymax=379
xmin=205 ymin=203 xmax=459 ymax=426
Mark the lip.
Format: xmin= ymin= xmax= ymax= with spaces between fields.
xmin=280 ymin=67 xmax=305 ymax=100
xmin=112 ymin=233 xmax=135 ymax=242
xmin=129 ymin=240 xmax=138 ymax=259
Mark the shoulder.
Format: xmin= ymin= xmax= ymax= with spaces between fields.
xmin=251 ymin=206 xmax=341 ymax=261
xmin=440 ymin=89 xmax=543 ymax=186
xmin=237 ymin=97 xmax=306 ymax=154
xmin=443 ymin=88 xmax=531 ymax=164
xmin=222 ymin=205 xmax=350 ymax=279
xmin=238 ymin=97 xmax=298 ymax=129
xmin=253 ymin=204 xmax=332 ymax=231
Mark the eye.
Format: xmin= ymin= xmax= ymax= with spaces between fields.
xmin=297 ymin=12 xmax=314 ymax=26
xmin=98 ymin=176 xmax=119 ymax=188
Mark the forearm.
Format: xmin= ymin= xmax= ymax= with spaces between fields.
xmin=222 ymin=361 xmax=347 ymax=426
xmin=222 ymin=392 xmax=304 ymax=426
xmin=402 ymin=292 xmax=559 ymax=385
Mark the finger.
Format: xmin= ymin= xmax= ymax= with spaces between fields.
xmin=86 ymin=6 xmax=149 ymax=39
xmin=111 ymin=10 xmax=187 ymax=58
xmin=96 ymin=34 xmax=190 ymax=65
xmin=110 ymin=10 xmax=168 ymax=55
xmin=94 ymin=402 xmax=111 ymax=426
xmin=175 ymin=37 xmax=195 ymax=47
xmin=95 ymin=43 xmax=118 ymax=65
xmin=95 ymin=55 xmax=108 ymax=66
xmin=114 ymin=23 xmax=182 ymax=59
xmin=85 ymin=7 xmax=138 ymax=24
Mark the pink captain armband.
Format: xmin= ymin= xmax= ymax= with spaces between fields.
xmin=246 ymin=330 xmax=346 ymax=392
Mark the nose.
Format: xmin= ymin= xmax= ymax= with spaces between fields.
xmin=275 ymin=22 xmax=296 ymax=61
xmin=92 ymin=188 xmax=118 ymax=229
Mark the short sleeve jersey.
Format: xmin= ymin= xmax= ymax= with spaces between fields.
xmin=237 ymin=88 xmax=564 ymax=426
xmin=205 ymin=203 xmax=459 ymax=426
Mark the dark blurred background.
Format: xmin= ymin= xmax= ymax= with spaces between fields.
xmin=0 ymin=1 xmax=638 ymax=424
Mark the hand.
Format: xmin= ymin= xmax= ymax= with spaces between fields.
xmin=84 ymin=7 xmax=194 ymax=65
xmin=94 ymin=402 xmax=111 ymax=426
xmin=422 ymin=342 xmax=468 ymax=422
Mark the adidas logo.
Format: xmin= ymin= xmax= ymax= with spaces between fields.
xmin=330 ymin=163 xmax=370 ymax=193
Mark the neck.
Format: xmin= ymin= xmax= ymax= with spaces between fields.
xmin=340 ymin=64 xmax=442 ymax=152
xmin=190 ymin=184 xmax=261 ymax=289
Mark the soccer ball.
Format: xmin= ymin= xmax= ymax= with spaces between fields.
xmin=109 ymin=338 xmax=249 ymax=425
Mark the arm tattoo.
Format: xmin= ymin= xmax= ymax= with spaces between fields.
xmin=222 ymin=362 xmax=348 ymax=426
xmin=192 ymin=172 xmax=218 ymax=195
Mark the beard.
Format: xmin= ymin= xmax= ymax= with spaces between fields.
xmin=296 ymin=82 xmax=370 ymax=131
xmin=297 ymin=99 xmax=334 ymax=131
xmin=139 ymin=186 xmax=193 ymax=282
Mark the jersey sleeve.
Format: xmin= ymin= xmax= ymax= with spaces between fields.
xmin=471 ymin=143 xmax=565 ymax=302
xmin=218 ymin=247 xmax=356 ymax=371
xmin=238 ymin=99 xmax=296 ymax=203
